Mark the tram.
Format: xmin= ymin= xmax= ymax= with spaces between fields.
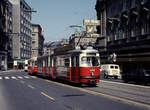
xmin=28 ymin=45 xmax=100 ymax=85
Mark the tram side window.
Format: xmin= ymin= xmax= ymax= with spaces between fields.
xmin=65 ymin=58 xmax=70 ymax=67
xmin=71 ymin=56 xmax=79 ymax=67
xmin=47 ymin=57 xmax=48 ymax=67
xmin=53 ymin=58 xmax=56 ymax=67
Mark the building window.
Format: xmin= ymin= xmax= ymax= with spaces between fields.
xmin=142 ymin=14 xmax=149 ymax=34
xmin=32 ymin=33 xmax=36 ymax=36
xmin=32 ymin=41 xmax=35 ymax=44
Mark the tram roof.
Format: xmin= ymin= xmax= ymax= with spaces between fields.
xmin=53 ymin=46 xmax=99 ymax=56
xmin=68 ymin=46 xmax=99 ymax=54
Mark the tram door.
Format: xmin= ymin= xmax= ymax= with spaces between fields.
xmin=71 ymin=55 xmax=80 ymax=82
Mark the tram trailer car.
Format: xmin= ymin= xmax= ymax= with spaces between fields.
xmin=29 ymin=46 xmax=100 ymax=85
xmin=28 ymin=57 xmax=38 ymax=75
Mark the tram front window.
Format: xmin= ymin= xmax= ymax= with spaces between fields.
xmin=81 ymin=57 xmax=99 ymax=67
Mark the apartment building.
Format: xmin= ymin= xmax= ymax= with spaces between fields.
xmin=31 ymin=24 xmax=44 ymax=58
xmin=9 ymin=0 xmax=32 ymax=69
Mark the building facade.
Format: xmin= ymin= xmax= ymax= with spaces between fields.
xmin=69 ymin=34 xmax=97 ymax=48
xmin=9 ymin=0 xmax=32 ymax=69
xmin=43 ymin=39 xmax=69 ymax=55
xmin=96 ymin=0 xmax=150 ymax=72
xmin=0 ymin=0 xmax=13 ymax=70
xmin=31 ymin=24 xmax=44 ymax=58
xmin=43 ymin=42 xmax=51 ymax=55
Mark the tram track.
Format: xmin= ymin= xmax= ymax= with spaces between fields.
xmin=84 ymin=80 xmax=150 ymax=107
xmin=91 ymin=85 xmax=149 ymax=98
xmin=85 ymin=86 xmax=150 ymax=105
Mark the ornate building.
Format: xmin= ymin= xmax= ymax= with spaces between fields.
xmin=0 ymin=0 xmax=12 ymax=70
xmin=96 ymin=0 xmax=150 ymax=72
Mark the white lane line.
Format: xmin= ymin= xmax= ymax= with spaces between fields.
xmin=17 ymin=76 xmax=23 ymax=79
xmin=11 ymin=76 xmax=17 ymax=79
xmin=24 ymin=76 xmax=30 ymax=78
xmin=0 ymin=77 xmax=2 ymax=79
xmin=31 ymin=76 xmax=36 ymax=78
xmin=101 ymin=80 xmax=150 ymax=89
xmin=4 ymin=77 xmax=10 ymax=79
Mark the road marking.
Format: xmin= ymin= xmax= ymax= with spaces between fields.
xmin=0 ymin=77 xmax=2 ymax=79
xmin=44 ymin=79 xmax=150 ymax=109
xmin=17 ymin=76 xmax=23 ymax=79
xmin=4 ymin=77 xmax=9 ymax=79
xmin=31 ymin=76 xmax=36 ymax=78
xmin=24 ymin=76 xmax=30 ymax=78
xmin=41 ymin=92 xmax=55 ymax=101
xmin=27 ymin=85 xmax=35 ymax=89
xmin=101 ymin=80 xmax=150 ymax=89
xmin=11 ymin=76 xmax=17 ymax=79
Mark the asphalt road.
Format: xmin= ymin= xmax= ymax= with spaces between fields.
xmin=0 ymin=71 xmax=149 ymax=110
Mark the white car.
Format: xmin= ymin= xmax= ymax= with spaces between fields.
xmin=101 ymin=64 xmax=120 ymax=79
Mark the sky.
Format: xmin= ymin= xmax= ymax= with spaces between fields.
xmin=25 ymin=0 xmax=97 ymax=42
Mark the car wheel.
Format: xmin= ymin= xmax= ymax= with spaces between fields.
xmin=104 ymin=73 xmax=108 ymax=79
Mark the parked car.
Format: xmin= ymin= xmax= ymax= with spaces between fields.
xmin=122 ymin=69 xmax=150 ymax=85
xmin=101 ymin=64 xmax=120 ymax=79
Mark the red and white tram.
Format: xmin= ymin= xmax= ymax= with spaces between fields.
xmin=28 ymin=45 xmax=100 ymax=85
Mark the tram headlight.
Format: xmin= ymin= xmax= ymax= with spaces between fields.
xmin=91 ymin=72 xmax=95 ymax=76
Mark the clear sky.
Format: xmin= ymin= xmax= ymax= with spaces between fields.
xmin=26 ymin=0 xmax=97 ymax=42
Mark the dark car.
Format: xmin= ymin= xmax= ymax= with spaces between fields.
xmin=122 ymin=69 xmax=150 ymax=85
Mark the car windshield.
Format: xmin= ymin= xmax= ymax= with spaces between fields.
xmin=115 ymin=66 xmax=118 ymax=69
xmin=110 ymin=66 xmax=114 ymax=69
xmin=81 ymin=56 xmax=99 ymax=67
